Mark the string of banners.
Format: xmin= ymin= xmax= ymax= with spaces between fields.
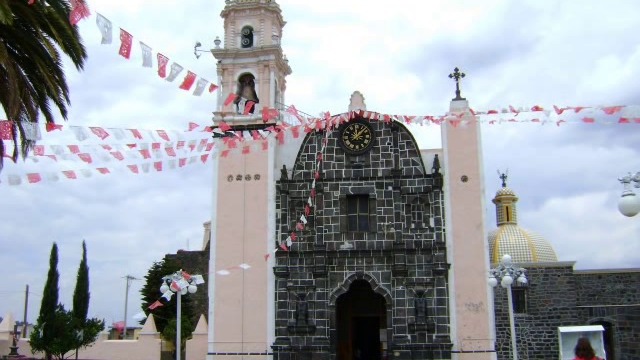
xmin=0 ymin=122 xmax=216 ymax=185
xmin=2 ymin=104 xmax=638 ymax=146
xmin=0 ymin=120 xmax=207 ymax=142
xmin=24 ymin=138 xmax=214 ymax=163
xmin=22 ymin=2 xmax=216 ymax=97
xmin=2 ymin=102 xmax=639 ymax=172
xmin=198 ymin=102 xmax=640 ymax=157
xmin=2 ymin=151 xmax=212 ymax=186
xmin=2 ymin=102 xmax=639 ymax=186
xmin=94 ymin=13 xmax=219 ymax=96
xmin=4 ymin=102 xmax=635 ymax=144
xmin=2 ymin=102 xmax=638 ymax=159
xmin=215 ymin=100 xmax=639 ymax=129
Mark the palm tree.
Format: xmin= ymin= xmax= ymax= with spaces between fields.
xmin=0 ymin=0 xmax=87 ymax=170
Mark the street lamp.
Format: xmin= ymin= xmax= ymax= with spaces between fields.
xmin=617 ymin=172 xmax=640 ymax=217
xmin=489 ymin=254 xmax=528 ymax=360
xmin=159 ymin=270 xmax=205 ymax=360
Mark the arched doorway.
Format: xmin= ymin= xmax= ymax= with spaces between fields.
xmin=336 ymin=279 xmax=387 ymax=360
xmin=592 ymin=321 xmax=615 ymax=360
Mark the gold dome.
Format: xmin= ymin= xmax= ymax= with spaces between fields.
xmin=495 ymin=186 xmax=516 ymax=196
xmin=488 ymin=225 xmax=558 ymax=264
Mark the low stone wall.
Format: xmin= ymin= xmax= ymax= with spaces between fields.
xmin=0 ymin=313 xmax=213 ymax=360
xmin=9 ymin=333 xmax=161 ymax=360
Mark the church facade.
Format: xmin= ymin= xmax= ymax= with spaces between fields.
xmin=157 ymin=2 xmax=640 ymax=360
xmin=205 ymin=1 xmax=493 ymax=360
xmin=272 ymin=111 xmax=450 ymax=360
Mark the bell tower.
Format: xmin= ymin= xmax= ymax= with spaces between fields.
xmin=211 ymin=0 xmax=292 ymax=122
xmin=207 ymin=1 xmax=290 ymax=359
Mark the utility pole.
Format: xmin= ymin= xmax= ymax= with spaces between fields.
xmin=22 ymin=284 xmax=28 ymax=338
xmin=123 ymin=275 xmax=139 ymax=339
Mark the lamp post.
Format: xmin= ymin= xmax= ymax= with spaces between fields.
xmin=488 ymin=254 xmax=527 ymax=360
xmin=159 ymin=270 xmax=205 ymax=360
xmin=617 ymin=172 xmax=640 ymax=217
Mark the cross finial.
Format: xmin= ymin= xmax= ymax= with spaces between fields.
xmin=448 ymin=67 xmax=466 ymax=101
xmin=498 ymin=171 xmax=508 ymax=187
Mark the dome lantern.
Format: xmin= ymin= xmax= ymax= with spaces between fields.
xmin=488 ymin=173 xmax=558 ymax=264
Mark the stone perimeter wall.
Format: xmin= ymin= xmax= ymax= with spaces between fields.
xmin=493 ymin=264 xmax=640 ymax=360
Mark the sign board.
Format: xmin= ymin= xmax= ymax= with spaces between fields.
xmin=558 ymin=325 xmax=605 ymax=360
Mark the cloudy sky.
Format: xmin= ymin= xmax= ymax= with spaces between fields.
xmin=1 ymin=0 xmax=640 ymax=328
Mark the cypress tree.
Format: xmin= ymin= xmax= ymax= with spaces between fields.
xmin=30 ymin=242 xmax=104 ymax=360
xmin=72 ymin=240 xmax=90 ymax=358
xmin=72 ymin=240 xmax=90 ymax=322
xmin=33 ymin=242 xmax=60 ymax=360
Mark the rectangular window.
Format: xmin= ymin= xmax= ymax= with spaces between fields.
xmin=410 ymin=200 xmax=427 ymax=228
xmin=512 ymin=288 xmax=528 ymax=314
xmin=347 ymin=195 xmax=370 ymax=232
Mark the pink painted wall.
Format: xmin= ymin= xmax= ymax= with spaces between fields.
xmin=213 ymin=148 xmax=272 ymax=355
xmin=186 ymin=315 xmax=208 ymax=360
xmin=443 ymin=100 xmax=496 ymax=360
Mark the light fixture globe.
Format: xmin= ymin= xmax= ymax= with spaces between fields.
xmin=501 ymin=274 xmax=513 ymax=288
xmin=188 ymin=284 xmax=197 ymax=294
xmin=488 ymin=277 xmax=498 ymax=287
xmin=618 ymin=192 xmax=640 ymax=217
xmin=160 ymin=284 xmax=169 ymax=294
xmin=502 ymin=254 xmax=512 ymax=265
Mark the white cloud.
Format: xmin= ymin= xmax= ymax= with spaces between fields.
xmin=521 ymin=191 xmax=640 ymax=269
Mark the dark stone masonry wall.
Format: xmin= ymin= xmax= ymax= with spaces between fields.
xmin=575 ymin=270 xmax=640 ymax=360
xmin=493 ymin=264 xmax=640 ymax=360
xmin=273 ymin=119 xmax=450 ymax=360
xmin=165 ymin=249 xmax=210 ymax=327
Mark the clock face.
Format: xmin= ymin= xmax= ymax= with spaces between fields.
xmin=339 ymin=119 xmax=375 ymax=155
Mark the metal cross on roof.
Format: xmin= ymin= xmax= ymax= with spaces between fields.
xmin=448 ymin=67 xmax=466 ymax=101
xmin=499 ymin=172 xmax=508 ymax=187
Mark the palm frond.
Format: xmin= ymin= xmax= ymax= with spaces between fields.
xmin=0 ymin=0 xmax=87 ymax=169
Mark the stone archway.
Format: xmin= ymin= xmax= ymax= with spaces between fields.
xmin=591 ymin=319 xmax=616 ymax=360
xmin=330 ymin=273 xmax=392 ymax=360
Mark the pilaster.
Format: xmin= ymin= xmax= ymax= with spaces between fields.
xmin=442 ymin=99 xmax=496 ymax=360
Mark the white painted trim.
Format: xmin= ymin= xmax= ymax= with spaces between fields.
xmin=220 ymin=55 xmax=277 ymax=65
xmin=266 ymin=137 xmax=276 ymax=360
xmin=216 ymin=72 xmax=223 ymax=112
xmin=270 ymin=69 xmax=276 ymax=108
xmin=207 ymin=141 xmax=220 ymax=360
